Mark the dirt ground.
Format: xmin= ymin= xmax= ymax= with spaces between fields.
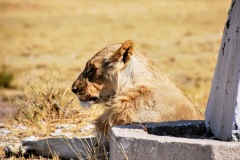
xmin=0 ymin=100 xmax=17 ymax=123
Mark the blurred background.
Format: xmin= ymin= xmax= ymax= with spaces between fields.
xmin=0 ymin=0 xmax=231 ymax=123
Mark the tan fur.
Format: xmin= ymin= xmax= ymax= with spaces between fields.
xmin=72 ymin=40 xmax=203 ymax=137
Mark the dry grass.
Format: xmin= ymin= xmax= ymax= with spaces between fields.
xmin=0 ymin=0 xmax=231 ymax=105
xmin=0 ymin=0 xmax=231 ymax=159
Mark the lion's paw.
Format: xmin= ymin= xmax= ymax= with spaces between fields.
xmin=4 ymin=143 xmax=22 ymax=157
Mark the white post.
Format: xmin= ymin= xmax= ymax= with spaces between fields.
xmin=205 ymin=0 xmax=240 ymax=141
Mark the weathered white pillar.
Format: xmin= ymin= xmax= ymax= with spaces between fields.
xmin=205 ymin=0 xmax=240 ymax=141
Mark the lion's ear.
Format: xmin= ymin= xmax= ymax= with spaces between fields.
xmin=114 ymin=40 xmax=135 ymax=64
xmin=119 ymin=40 xmax=134 ymax=64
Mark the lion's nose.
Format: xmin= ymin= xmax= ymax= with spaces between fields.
xmin=72 ymin=86 xmax=79 ymax=94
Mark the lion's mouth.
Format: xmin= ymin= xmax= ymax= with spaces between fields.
xmin=87 ymin=97 xmax=98 ymax=101
xmin=79 ymin=96 xmax=98 ymax=108
xmin=80 ymin=96 xmax=98 ymax=102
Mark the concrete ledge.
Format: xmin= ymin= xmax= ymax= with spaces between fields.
xmin=110 ymin=121 xmax=240 ymax=160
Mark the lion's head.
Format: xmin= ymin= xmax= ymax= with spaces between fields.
xmin=72 ymin=40 xmax=135 ymax=107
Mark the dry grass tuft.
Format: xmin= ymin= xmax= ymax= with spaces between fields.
xmin=0 ymin=65 xmax=14 ymax=89
xmin=15 ymin=74 xmax=74 ymax=126
xmin=11 ymin=73 xmax=104 ymax=138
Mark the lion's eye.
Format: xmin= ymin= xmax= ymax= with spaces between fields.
xmin=87 ymin=65 xmax=96 ymax=75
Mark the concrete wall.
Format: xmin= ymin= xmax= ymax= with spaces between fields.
xmin=205 ymin=0 xmax=240 ymax=141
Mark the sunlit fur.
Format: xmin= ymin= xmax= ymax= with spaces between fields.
xmin=72 ymin=40 xmax=203 ymax=138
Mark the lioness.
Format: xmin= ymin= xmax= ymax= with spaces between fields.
xmin=5 ymin=40 xmax=202 ymax=159
xmin=72 ymin=40 xmax=202 ymax=137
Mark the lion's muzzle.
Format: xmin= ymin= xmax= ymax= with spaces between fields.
xmin=72 ymin=79 xmax=100 ymax=108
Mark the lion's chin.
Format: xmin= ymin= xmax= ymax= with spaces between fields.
xmin=79 ymin=100 xmax=95 ymax=108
